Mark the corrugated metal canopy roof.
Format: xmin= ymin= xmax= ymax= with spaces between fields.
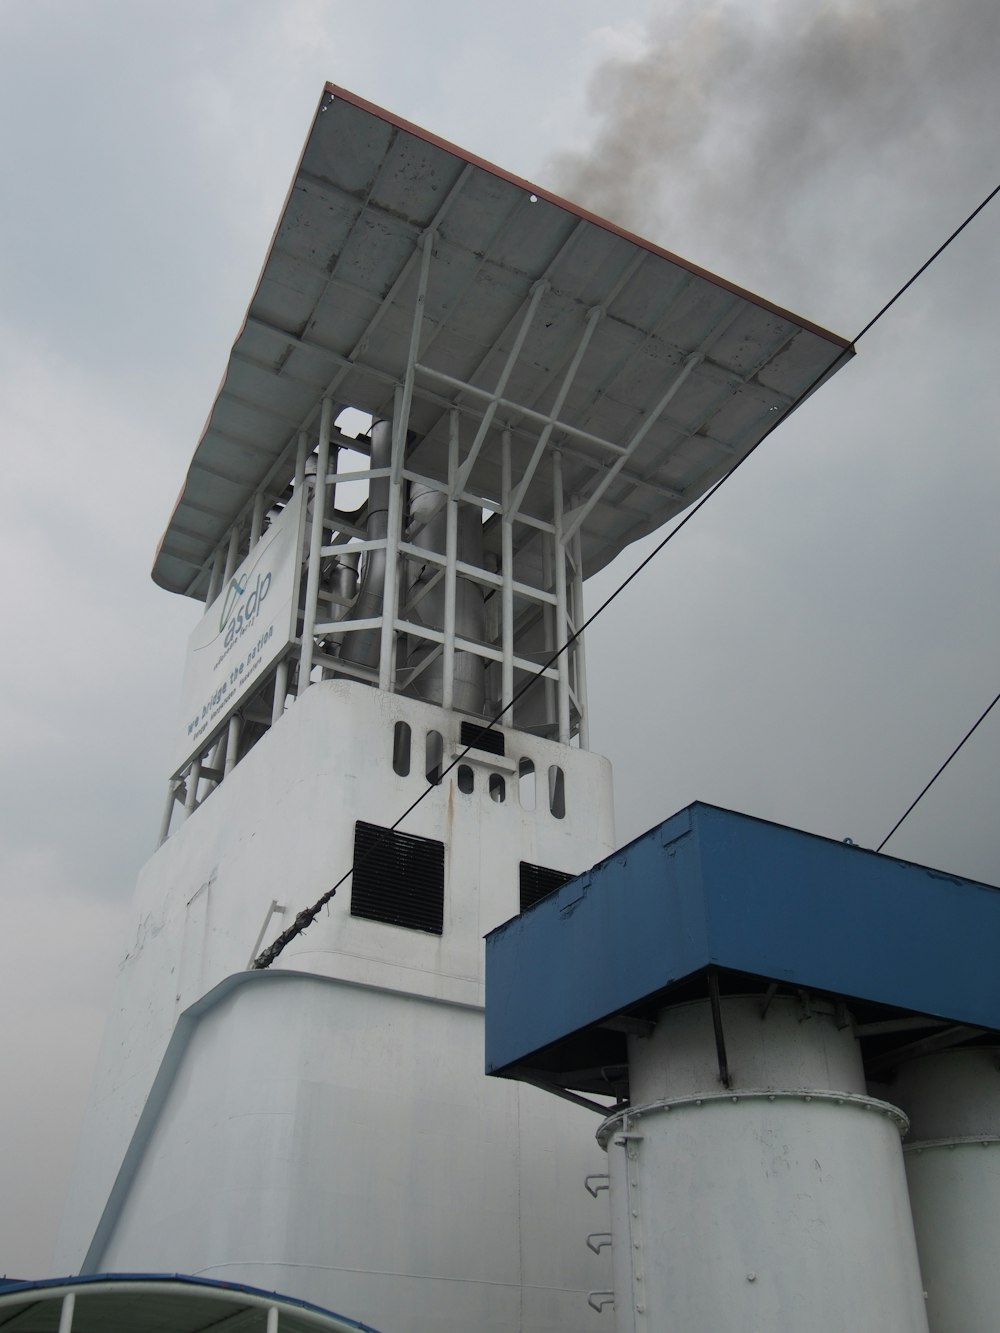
xmin=153 ymin=84 xmax=853 ymax=599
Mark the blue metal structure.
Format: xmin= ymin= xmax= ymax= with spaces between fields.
xmin=484 ymin=802 xmax=1000 ymax=1090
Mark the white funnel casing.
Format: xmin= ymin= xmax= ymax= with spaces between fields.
xmin=57 ymin=677 xmax=616 ymax=1332
xmin=65 ymin=84 xmax=861 ymax=1333
xmin=599 ymin=996 xmax=930 ymax=1333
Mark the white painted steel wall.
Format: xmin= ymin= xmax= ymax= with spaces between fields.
xmin=91 ymin=974 xmax=611 ymax=1331
xmin=600 ymin=997 xmax=930 ymax=1333
xmin=894 ymin=1049 xmax=1000 ymax=1333
xmin=56 ymin=681 xmax=615 ymax=1331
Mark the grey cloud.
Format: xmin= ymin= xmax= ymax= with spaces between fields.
xmin=564 ymin=2 xmax=1000 ymax=877
xmin=550 ymin=0 xmax=1000 ymax=329
xmin=2 ymin=0 xmax=997 ymax=1283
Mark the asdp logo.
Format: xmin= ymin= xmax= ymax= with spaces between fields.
xmin=218 ymin=570 xmax=271 ymax=647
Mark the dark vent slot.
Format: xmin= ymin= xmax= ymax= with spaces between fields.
xmin=519 ymin=861 xmax=574 ymax=912
xmin=461 ymin=721 xmax=505 ymax=756
xmin=352 ymin=821 xmax=444 ymax=935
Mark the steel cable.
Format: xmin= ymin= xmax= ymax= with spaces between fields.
xmin=876 ymin=688 xmax=1000 ymax=853
xmin=253 ymin=177 xmax=1000 ymax=968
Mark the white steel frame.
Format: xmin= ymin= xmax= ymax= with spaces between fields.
xmin=160 ymin=174 xmax=750 ymax=841
xmin=0 ymin=1282 xmax=371 ymax=1333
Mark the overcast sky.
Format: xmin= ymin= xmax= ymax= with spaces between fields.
xmin=2 ymin=0 xmax=998 ymax=1278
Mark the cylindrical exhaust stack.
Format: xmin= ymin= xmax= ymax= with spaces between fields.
xmin=600 ymin=996 xmax=928 ymax=1333
xmin=892 ymin=1049 xmax=1000 ymax=1333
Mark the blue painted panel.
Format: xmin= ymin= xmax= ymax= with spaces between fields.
xmin=485 ymin=806 xmax=707 ymax=1073
xmin=697 ymin=806 xmax=1000 ymax=1022
xmin=484 ymin=802 xmax=1000 ymax=1077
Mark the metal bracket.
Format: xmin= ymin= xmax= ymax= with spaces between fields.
xmin=587 ymin=1291 xmax=615 ymax=1314
xmin=585 ymin=1173 xmax=610 ymax=1198
xmin=599 ymin=1015 xmax=655 ymax=1038
xmin=587 ymin=1233 xmax=613 ymax=1254
xmin=708 ymin=970 xmax=732 ymax=1089
xmin=248 ymin=899 xmax=286 ymax=968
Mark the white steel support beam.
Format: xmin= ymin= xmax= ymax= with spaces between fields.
xmin=541 ymin=529 xmax=556 ymax=727
xmin=415 ymin=362 xmax=634 ymax=463
xmin=379 ymin=391 xmax=406 ymax=690
xmin=176 ymin=170 xmax=475 ymax=603
xmin=403 ymin=641 xmax=444 ymax=691
xmin=298 ymin=397 xmax=333 ymax=694
xmin=224 ymin=714 xmax=241 ymax=778
xmin=57 ymin=1293 xmax=75 ymax=1333
xmin=415 ymin=216 xmax=587 ymax=468
xmin=402 ymin=470 xmax=553 ymax=532
xmin=281 ymin=432 xmax=309 ymax=709
xmin=206 ymin=733 xmax=227 ymax=787
xmin=312 ymin=649 xmax=378 ymax=686
xmin=570 ymin=517 xmax=590 ymax=750
xmin=206 ymin=548 xmax=224 ymax=604
xmin=327 ymin=441 xmax=340 ymax=534
xmin=452 ymin=280 xmax=549 ymax=497
xmin=442 ymin=411 xmax=459 ymax=712
xmin=223 ymin=524 xmax=241 ymax=584
xmin=294 ymin=429 xmax=309 ymax=491
xmin=552 ymin=452 xmax=571 ymax=745
xmin=249 ymin=490 xmax=265 ymax=547
xmin=561 ymin=352 xmax=703 ymax=545
xmin=509 ymin=305 xmax=603 ymax=519
xmin=183 ymin=760 xmax=201 ymax=817
xmin=391 ymin=620 xmax=559 ymax=680
xmin=307 ymin=170 xmax=467 ymax=441
xmin=495 ymin=250 xmax=643 ymax=510
xmin=501 ymin=431 xmax=515 ymax=713
xmin=571 ymin=299 xmax=748 ymax=523
xmin=403 ymin=566 xmax=445 ymax=615
xmin=386 ymin=540 xmax=554 ymax=605
xmin=379 ymin=231 xmax=434 ymax=691
xmin=271 ymin=657 xmax=289 ymax=726
xmin=157 ymin=781 xmax=178 ymax=847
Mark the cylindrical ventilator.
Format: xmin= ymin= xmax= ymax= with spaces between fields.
xmin=892 ymin=1047 xmax=1000 ymax=1333
xmin=598 ymin=995 xmax=929 ymax=1333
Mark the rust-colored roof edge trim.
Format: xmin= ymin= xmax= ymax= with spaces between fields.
xmin=324 ymin=82 xmax=855 ymax=352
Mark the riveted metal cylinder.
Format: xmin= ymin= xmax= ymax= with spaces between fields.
xmin=894 ymin=1048 xmax=1000 ymax=1333
xmin=600 ymin=996 xmax=929 ymax=1333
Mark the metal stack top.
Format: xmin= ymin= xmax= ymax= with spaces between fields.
xmin=154 ymin=84 xmax=853 ymax=600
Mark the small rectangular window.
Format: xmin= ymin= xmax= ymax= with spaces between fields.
xmin=519 ymin=861 xmax=574 ymax=912
xmin=461 ymin=720 xmax=505 ymax=756
xmin=352 ymin=821 xmax=445 ymax=935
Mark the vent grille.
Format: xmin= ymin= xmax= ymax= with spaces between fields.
xmin=461 ymin=720 xmax=505 ymax=756
xmin=519 ymin=861 xmax=574 ymax=912
xmin=351 ymin=821 xmax=445 ymax=934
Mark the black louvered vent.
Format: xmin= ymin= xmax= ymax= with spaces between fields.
xmin=460 ymin=720 xmax=505 ymax=756
xmin=519 ymin=861 xmax=574 ymax=912
xmin=352 ymin=821 xmax=445 ymax=934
